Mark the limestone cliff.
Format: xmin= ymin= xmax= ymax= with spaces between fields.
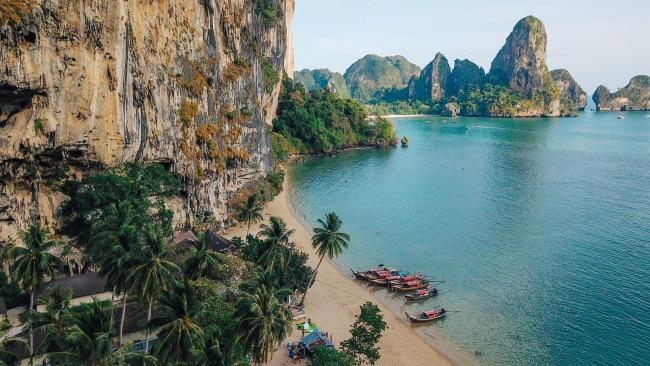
xmin=450 ymin=59 xmax=485 ymax=95
xmin=408 ymin=52 xmax=452 ymax=100
xmin=592 ymin=75 xmax=650 ymax=111
xmin=488 ymin=15 xmax=559 ymax=116
xmin=344 ymin=54 xmax=420 ymax=101
xmin=0 ymin=0 xmax=294 ymax=242
xmin=293 ymin=68 xmax=350 ymax=98
xmin=550 ymin=69 xmax=587 ymax=111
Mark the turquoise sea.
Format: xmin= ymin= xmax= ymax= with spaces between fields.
xmin=286 ymin=111 xmax=650 ymax=365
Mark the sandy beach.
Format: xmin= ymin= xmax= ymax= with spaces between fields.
xmin=224 ymin=171 xmax=461 ymax=366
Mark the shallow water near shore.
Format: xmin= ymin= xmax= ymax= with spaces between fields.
xmin=286 ymin=111 xmax=650 ymax=366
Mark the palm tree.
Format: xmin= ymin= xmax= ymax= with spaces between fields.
xmin=235 ymin=281 xmax=292 ymax=364
xmin=237 ymin=194 xmax=263 ymax=238
xmin=6 ymin=223 xmax=64 ymax=360
xmin=6 ymin=223 xmax=64 ymax=311
xmin=182 ymin=232 xmax=226 ymax=280
xmin=45 ymin=297 xmax=156 ymax=366
xmin=88 ymin=201 xmax=140 ymax=345
xmin=20 ymin=285 xmax=74 ymax=360
xmin=300 ymin=212 xmax=350 ymax=306
xmin=127 ymin=223 xmax=180 ymax=353
xmin=0 ymin=334 xmax=29 ymax=366
xmin=148 ymin=278 xmax=206 ymax=364
xmin=255 ymin=216 xmax=294 ymax=272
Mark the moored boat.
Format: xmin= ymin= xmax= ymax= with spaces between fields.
xmin=405 ymin=306 xmax=446 ymax=322
xmin=391 ymin=280 xmax=429 ymax=292
xmin=403 ymin=287 xmax=438 ymax=301
xmin=388 ymin=274 xmax=427 ymax=288
xmin=370 ymin=274 xmax=402 ymax=286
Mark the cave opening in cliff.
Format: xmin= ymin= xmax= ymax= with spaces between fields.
xmin=0 ymin=86 xmax=43 ymax=124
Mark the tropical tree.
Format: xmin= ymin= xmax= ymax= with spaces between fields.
xmin=45 ymin=297 xmax=156 ymax=366
xmin=236 ymin=194 xmax=264 ymax=238
xmin=255 ymin=216 xmax=294 ymax=272
xmin=310 ymin=346 xmax=355 ymax=366
xmin=21 ymin=285 xmax=73 ymax=359
xmin=126 ymin=223 xmax=180 ymax=353
xmin=148 ymin=278 xmax=206 ymax=365
xmin=0 ymin=334 xmax=29 ymax=366
xmin=235 ymin=281 xmax=292 ymax=364
xmin=192 ymin=278 xmax=245 ymax=366
xmin=6 ymin=223 xmax=64 ymax=360
xmin=182 ymin=232 xmax=226 ymax=280
xmin=88 ymin=201 xmax=140 ymax=344
xmin=340 ymin=302 xmax=387 ymax=366
xmin=6 ymin=223 xmax=64 ymax=311
xmin=300 ymin=212 xmax=350 ymax=306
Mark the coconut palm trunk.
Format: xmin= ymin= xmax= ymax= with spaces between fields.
xmin=299 ymin=212 xmax=349 ymax=307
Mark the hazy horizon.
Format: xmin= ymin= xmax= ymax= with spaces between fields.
xmin=292 ymin=0 xmax=649 ymax=95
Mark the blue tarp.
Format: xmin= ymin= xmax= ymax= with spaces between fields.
xmin=300 ymin=331 xmax=334 ymax=351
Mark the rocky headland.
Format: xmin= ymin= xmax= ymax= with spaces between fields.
xmin=0 ymin=0 xmax=294 ymax=241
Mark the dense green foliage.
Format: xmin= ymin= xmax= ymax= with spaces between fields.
xmin=344 ymin=55 xmax=420 ymax=101
xmin=311 ymin=346 xmax=355 ymax=366
xmin=0 ymin=272 xmax=28 ymax=309
xmin=294 ymin=69 xmax=351 ymax=98
xmin=272 ymin=76 xmax=397 ymax=160
xmin=60 ymin=162 xmax=180 ymax=239
xmin=252 ymin=0 xmax=283 ymax=27
xmin=340 ymin=302 xmax=387 ymax=366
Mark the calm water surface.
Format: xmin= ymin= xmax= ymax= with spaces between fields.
xmin=287 ymin=111 xmax=650 ymax=366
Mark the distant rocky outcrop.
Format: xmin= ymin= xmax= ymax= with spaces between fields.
xmin=489 ymin=16 xmax=550 ymax=95
xmin=551 ymin=69 xmax=588 ymax=111
xmin=293 ymin=68 xmax=350 ymax=97
xmin=451 ymin=59 xmax=485 ymax=95
xmin=592 ymin=75 xmax=650 ymax=111
xmin=408 ymin=52 xmax=453 ymax=101
xmin=344 ymin=54 xmax=420 ymax=101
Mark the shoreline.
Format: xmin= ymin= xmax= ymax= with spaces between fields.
xmin=224 ymin=166 xmax=466 ymax=366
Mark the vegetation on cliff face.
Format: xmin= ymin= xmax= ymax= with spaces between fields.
xmin=300 ymin=16 xmax=587 ymax=117
xmin=0 ymin=0 xmax=32 ymax=25
xmin=271 ymin=76 xmax=397 ymax=161
xmin=593 ymin=75 xmax=650 ymax=111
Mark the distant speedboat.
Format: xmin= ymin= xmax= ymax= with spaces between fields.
xmin=617 ymin=116 xmax=624 ymax=119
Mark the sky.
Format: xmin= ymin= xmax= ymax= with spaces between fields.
xmin=292 ymin=0 xmax=650 ymax=95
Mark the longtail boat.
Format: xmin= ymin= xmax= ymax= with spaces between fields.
xmin=403 ymin=287 xmax=438 ymax=301
xmin=388 ymin=274 xmax=427 ymax=288
xmin=405 ymin=306 xmax=446 ymax=322
xmin=370 ymin=274 xmax=402 ymax=286
xmin=391 ymin=280 xmax=429 ymax=292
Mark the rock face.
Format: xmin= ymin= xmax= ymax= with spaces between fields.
xmin=293 ymin=68 xmax=350 ymax=98
xmin=592 ymin=75 xmax=650 ymax=111
xmin=487 ymin=15 xmax=559 ymax=116
xmin=551 ymin=69 xmax=587 ymax=111
xmin=408 ymin=52 xmax=452 ymax=100
xmin=451 ymin=59 xmax=485 ymax=95
xmin=344 ymin=54 xmax=420 ymax=101
xmin=489 ymin=16 xmax=549 ymax=96
xmin=0 ymin=0 xmax=294 ymax=241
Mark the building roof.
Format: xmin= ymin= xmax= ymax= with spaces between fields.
xmin=205 ymin=230 xmax=231 ymax=252
xmin=38 ymin=271 xmax=108 ymax=298
xmin=300 ymin=331 xmax=334 ymax=351
xmin=172 ymin=231 xmax=197 ymax=248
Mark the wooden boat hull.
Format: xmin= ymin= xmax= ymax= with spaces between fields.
xmin=392 ymin=282 xmax=429 ymax=292
xmin=403 ymin=289 xmax=438 ymax=300
xmin=405 ymin=310 xmax=446 ymax=322
xmin=351 ymin=269 xmax=368 ymax=280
